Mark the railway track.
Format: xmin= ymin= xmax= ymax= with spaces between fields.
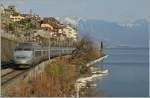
xmin=1 ymin=62 xmax=18 ymax=77
xmin=1 ymin=63 xmax=29 ymax=86
xmin=1 ymin=70 xmax=16 ymax=78
xmin=1 ymin=70 xmax=28 ymax=85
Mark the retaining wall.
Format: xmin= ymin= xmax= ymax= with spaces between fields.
xmin=1 ymin=37 xmax=19 ymax=61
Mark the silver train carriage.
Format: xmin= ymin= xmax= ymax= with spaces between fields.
xmin=13 ymin=42 xmax=75 ymax=67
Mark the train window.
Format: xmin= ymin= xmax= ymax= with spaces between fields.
xmin=43 ymin=51 xmax=47 ymax=54
xmin=35 ymin=51 xmax=41 ymax=56
xmin=43 ymin=51 xmax=45 ymax=54
xmin=46 ymin=51 xmax=48 ymax=54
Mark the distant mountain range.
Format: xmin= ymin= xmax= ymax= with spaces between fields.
xmin=57 ymin=17 xmax=149 ymax=48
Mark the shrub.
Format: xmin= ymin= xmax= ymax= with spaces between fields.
xmin=71 ymin=35 xmax=102 ymax=65
xmin=45 ymin=61 xmax=61 ymax=84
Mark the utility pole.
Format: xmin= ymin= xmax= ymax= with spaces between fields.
xmin=48 ymin=29 xmax=51 ymax=61
xmin=48 ymin=26 xmax=53 ymax=61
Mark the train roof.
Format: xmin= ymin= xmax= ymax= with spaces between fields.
xmin=19 ymin=42 xmax=41 ymax=46
xmin=17 ymin=42 xmax=42 ymax=49
xmin=16 ymin=42 xmax=76 ymax=51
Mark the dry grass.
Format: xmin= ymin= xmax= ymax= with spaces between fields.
xmin=7 ymin=85 xmax=17 ymax=96
xmin=7 ymin=61 xmax=78 ymax=97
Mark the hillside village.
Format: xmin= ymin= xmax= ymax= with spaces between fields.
xmin=1 ymin=4 xmax=77 ymax=47
xmin=1 ymin=4 xmax=106 ymax=97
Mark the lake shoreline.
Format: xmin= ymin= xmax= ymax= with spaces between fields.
xmin=76 ymin=55 xmax=109 ymax=97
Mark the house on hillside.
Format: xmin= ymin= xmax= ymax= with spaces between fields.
xmin=63 ymin=25 xmax=77 ymax=47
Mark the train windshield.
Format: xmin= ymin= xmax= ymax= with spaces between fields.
xmin=15 ymin=48 xmax=32 ymax=51
xmin=15 ymin=48 xmax=23 ymax=51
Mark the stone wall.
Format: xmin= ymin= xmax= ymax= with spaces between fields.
xmin=1 ymin=37 xmax=19 ymax=61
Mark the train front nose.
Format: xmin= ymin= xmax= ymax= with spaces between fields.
xmin=14 ymin=56 xmax=32 ymax=64
xmin=13 ymin=50 xmax=33 ymax=65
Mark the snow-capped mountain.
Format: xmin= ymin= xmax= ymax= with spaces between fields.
xmin=55 ymin=16 xmax=81 ymax=26
xmin=55 ymin=17 xmax=149 ymax=48
xmin=118 ymin=19 xmax=148 ymax=28
xmin=77 ymin=19 xmax=149 ymax=48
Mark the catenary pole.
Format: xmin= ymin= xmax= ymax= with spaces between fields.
xmin=48 ymin=29 xmax=51 ymax=61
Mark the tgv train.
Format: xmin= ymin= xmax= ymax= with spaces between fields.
xmin=13 ymin=42 xmax=74 ymax=67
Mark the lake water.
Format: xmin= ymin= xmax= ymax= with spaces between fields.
xmin=90 ymin=48 xmax=149 ymax=97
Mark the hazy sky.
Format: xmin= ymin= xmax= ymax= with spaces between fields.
xmin=1 ymin=0 xmax=149 ymax=22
